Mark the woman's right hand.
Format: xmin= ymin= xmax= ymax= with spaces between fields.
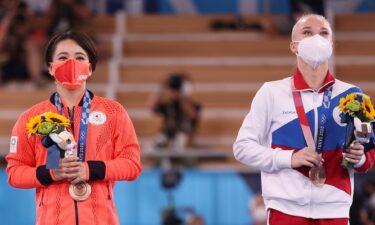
xmin=291 ymin=147 xmax=324 ymax=168
xmin=52 ymin=157 xmax=81 ymax=181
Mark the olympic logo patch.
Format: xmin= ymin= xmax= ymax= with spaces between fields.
xmin=10 ymin=136 xmax=18 ymax=153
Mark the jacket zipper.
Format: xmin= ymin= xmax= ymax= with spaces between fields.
xmin=39 ymin=189 xmax=45 ymax=207
xmin=69 ymin=107 xmax=75 ymax=133
xmin=107 ymin=183 xmax=112 ymax=200
xmin=68 ymin=107 xmax=80 ymax=225
xmin=312 ymin=91 xmax=319 ymax=143
xmin=74 ymin=200 xmax=79 ymax=225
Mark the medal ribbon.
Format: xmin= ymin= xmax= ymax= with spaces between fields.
xmin=54 ymin=90 xmax=91 ymax=162
xmin=291 ymin=79 xmax=333 ymax=153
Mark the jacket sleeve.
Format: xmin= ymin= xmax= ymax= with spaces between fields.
xmin=233 ymin=82 xmax=294 ymax=172
xmin=354 ymin=148 xmax=375 ymax=173
xmin=6 ymin=114 xmax=51 ymax=188
xmin=101 ymin=106 xmax=142 ymax=181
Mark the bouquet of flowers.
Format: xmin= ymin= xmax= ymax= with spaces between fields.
xmin=339 ymin=93 xmax=375 ymax=168
xmin=26 ymin=112 xmax=70 ymax=137
xmin=26 ymin=112 xmax=76 ymax=169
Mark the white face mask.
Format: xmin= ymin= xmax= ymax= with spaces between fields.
xmin=295 ymin=34 xmax=332 ymax=69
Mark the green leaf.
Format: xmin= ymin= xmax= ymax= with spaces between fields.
xmin=346 ymin=100 xmax=362 ymax=112
xmin=341 ymin=158 xmax=353 ymax=169
xmin=37 ymin=122 xmax=56 ymax=135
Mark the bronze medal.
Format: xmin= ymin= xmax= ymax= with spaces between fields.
xmin=309 ymin=166 xmax=326 ymax=187
xmin=69 ymin=182 xmax=91 ymax=201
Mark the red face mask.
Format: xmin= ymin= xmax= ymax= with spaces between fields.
xmin=51 ymin=59 xmax=91 ymax=89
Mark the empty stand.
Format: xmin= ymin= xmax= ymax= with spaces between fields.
xmin=0 ymin=118 xmax=16 ymax=137
xmin=89 ymin=63 xmax=109 ymax=83
xmin=335 ymin=39 xmax=375 ymax=55
xmin=0 ymin=88 xmax=52 ymax=109
xmin=126 ymin=15 xmax=280 ymax=34
xmin=336 ymin=64 xmax=375 ymax=81
xmin=335 ymin=13 xmax=375 ymax=32
xmin=117 ymin=90 xmax=257 ymax=109
xmin=123 ymin=38 xmax=290 ymax=57
xmin=119 ymin=64 xmax=293 ymax=83
xmin=93 ymin=15 xmax=116 ymax=34
xmin=1 ymin=13 xmax=374 ymax=168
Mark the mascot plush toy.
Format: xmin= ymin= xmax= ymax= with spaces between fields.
xmin=49 ymin=129 xmax=77 ymax=158
xmin=353 ymin=117 xmax=372 ymax=144
xmin=42 ymin=127 xmax=77 ymax=169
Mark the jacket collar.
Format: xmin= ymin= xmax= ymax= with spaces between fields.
xmin=292 ymin=68 xmax=335 ymax=93
xmin=49 ymin=89 xmax=94 ymax=107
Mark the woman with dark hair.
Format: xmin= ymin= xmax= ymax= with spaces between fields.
xmin=6 ymin=31 xmax=142 ymax=225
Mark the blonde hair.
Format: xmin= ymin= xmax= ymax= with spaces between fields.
xmin=291 ymin=14 xmax=332 ymax=41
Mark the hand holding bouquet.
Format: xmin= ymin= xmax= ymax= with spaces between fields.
xmin=26 ymin=112 xmax=76 ymax=169
xmin=339 ymin=93 xmax=375 ymax=168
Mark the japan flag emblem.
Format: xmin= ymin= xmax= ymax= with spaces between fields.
xmin=89 ymin=111 xmax=106 ymax=125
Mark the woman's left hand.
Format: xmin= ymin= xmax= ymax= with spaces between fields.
xmin=344 ymin=142 xmax=364 ymax=164
xmin=68 ymin=162 xmax=87 ymax=184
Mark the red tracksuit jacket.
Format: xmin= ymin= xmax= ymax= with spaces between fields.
xmin=6 ymin=91 xmax=142 ymax=225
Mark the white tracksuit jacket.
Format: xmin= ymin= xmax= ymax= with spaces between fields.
xmin=234 ymin=69 xmax=375 ymax=219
